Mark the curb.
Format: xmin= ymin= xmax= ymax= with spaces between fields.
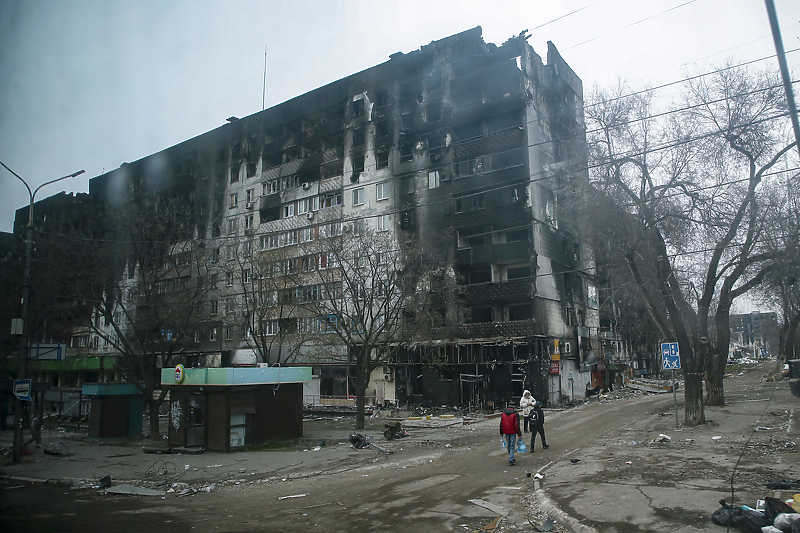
xmin=533 ymin=480 xmax=598 ymax=533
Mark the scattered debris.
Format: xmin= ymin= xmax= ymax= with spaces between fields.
xmin=278 ymin=493 xmax=307 ymax=500
xmin=468 ymin=499 xmax=508 ymax=516
xmin=99 ymin=475 xmax=112 ymax=488
xmin=106 ymin=484 xmax=165 ymax=496
xmin=570 ymin=458 xmax=581 ymax=464
xmin=383 ymin=422 xmax=410 ymax=441
xmin=531 ymin=518 xmax=555 ymax=532
xmin=482 ymin=516 xmax=503 ymax=530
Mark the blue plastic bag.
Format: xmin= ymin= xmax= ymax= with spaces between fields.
xmin=517 ymin=439 xmax=527 ymax=453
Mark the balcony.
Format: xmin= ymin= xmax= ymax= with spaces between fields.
xmin=458 ymin=278 xmax=533 ymax=303
xmin=457 ymin=319 xmax=537 ymax=339
xmin=455 ymin=242 xmax=532 ymax=266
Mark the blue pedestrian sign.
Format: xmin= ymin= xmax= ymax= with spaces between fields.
xmin=661 ymin=343 xmax=681 ymax=370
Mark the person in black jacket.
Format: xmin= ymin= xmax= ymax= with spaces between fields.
xmin=528 ymin=401 xmax=549 ymax=452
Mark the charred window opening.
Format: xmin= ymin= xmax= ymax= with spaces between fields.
xmin=457 ymin=228 xmax=484 ymax=248
xmin=353 ymin=154 xmax=365 ymax=175
xmin=375 ymin=91 xmax=390 ymax=108
xmin=246 ymin=162 xmax=256 ymax=178
xmin=400 ymin=143 xmax=414 ymax=162
xmin=352 ymin=98 xmax=365 ymax=116
xmin=487 ymin=111 xmax=522 ymax=134
xmin=353 ymin=126 xmax=365 ymax=147
xmin=376 ymin=120 xmax=390 ymax=140
xmin=231 ymin=142 xmax=242 ymax=159
xmin=455 ymin=193 xmax=484 ymax=213
xmin=468 ymin=271 xmax=491 ymax=284
xmin=427 ymin=101 xmax=442 ymax=122
xmin=400 ymin=80 xmax=423 ymax=103
xmin=505 ymin=229 xmax=528 ymax=242
xmin=376 ymin=149 xmax=389 ymax=169
xmin=428 ymin=134 xmax=446 ymax=157
xmin=262 ymin=152 xmax=281 ymax=169
xmin=427 ymin=71 xmax=442 ymax=91
xmin=467 ymin=306 xmax=492 ymax=323
xmin=508 ymin=304 xmax=533 ymax=321
xmin=400 ymin=175 xmax=415 ymax=195
xmin=506 ymin=266 xmax=530 ymax=280
xmin=453 ymin=121 xmax=483 ymax=142
xmin=230 ymin=165 xmax=240 ymax=184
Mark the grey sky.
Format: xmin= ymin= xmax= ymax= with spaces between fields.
xmin=1 ymin=0 xmax=799 ymax=236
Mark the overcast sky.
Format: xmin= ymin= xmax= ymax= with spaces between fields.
xmin=1 ymin=0 xmax=799 ymax=239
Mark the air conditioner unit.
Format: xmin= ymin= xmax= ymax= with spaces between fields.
xmin=301 ymin=182 xmax=310 ymax=189
xmin=306 ymin=211 xmax=315 ymax=219
xmin=245 ymin=202 xmax=254 ymax=210
xmin=383 ymin=373 xmax=393 ymax=382
xmin=430 ymin=153 xmax=441 ymax=161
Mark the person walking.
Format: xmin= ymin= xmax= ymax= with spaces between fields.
xmin=520 ymin=390 xmax=535 ymax=432
xmin=529 ymin=400 xmax=549 ymax=452
xmin=500 ymin=404 xmax=522 ymax=466
xmin=23 ymin=412 xmax=41 ymax=449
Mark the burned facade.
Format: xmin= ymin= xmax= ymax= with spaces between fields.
xmin=13 ymin=27 xmax=601 ymax=410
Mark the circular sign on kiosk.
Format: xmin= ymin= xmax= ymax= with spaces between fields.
xmin=175 ymin=364 xmax=185 ymax=383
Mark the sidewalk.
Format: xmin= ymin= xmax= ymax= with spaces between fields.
xmin=531 ymin=362 xmax=800 ymax=532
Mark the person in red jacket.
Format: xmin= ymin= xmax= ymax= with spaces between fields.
xmin=499 ymin=406 xmax=522 ymax=466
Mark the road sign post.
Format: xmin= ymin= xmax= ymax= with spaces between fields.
xmin=661 ymin=343 xmax=681 ymax=429
xmin=13 ymin=379 xmax=32 ymax=402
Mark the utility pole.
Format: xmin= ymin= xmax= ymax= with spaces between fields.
xmin=764 ymin=0 xmax=800 ymax=159
xmin=1 ymin=161 xmax=84 ymax=463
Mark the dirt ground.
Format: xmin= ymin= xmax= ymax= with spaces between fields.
xmin=1 ymin=360 xmax=797 ymax=533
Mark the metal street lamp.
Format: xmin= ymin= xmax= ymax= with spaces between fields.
xmin=1 ymin=161 xmax=84 ymax=463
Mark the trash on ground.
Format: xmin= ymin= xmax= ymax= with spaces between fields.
xmin=349 ymin=433 xmax=372 ymax=449
xmin=532 ymin=518 xmax=555 ymax=532
xmin=278 ymin=493 xmax=307 ymax=500
xmin=570 ymin=458 xmax=581 ymax=464
xmin=99 ymin=475 xmax=112 ymax=488
xmin=383 ymin=422 xmax=410 ymax=441
xmin=482 ymin=515 xmax=502 ymax=530
xmin=468 ymin=499 xmax=508 ymax=516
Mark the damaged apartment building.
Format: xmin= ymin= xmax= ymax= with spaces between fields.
xmin=16 ymin=27 xmax=610 ymax=411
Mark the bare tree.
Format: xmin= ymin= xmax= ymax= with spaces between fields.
xmin=40 ymin=199 xmax=218 ymax=439
xmin=297 ymin=221 xmax=445 ymax=430
xmin=586 ymin=65 xmax=795 ymax=422
xmin=227 ymin=231 xmax=308 ymax=366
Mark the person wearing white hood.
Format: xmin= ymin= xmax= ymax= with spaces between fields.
xmin=520 ymin=390 xmax=535 ymax=432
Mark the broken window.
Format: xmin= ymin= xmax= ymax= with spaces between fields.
xmin=376 ymin=120 xmax=390 ymax=140
xmin=376 ymin=149 xmax=389 ymax=169
xmin=353 ymin=127 xmax=365 ymax=146
xmin=427 ymin=101 xmax=442 ymax=122
xmin=353 ymin=154 xmax=365 ymax=175
xmin=352 ymin=98 xmax=365 ymax=116
xmin=468 ymin=306 xmax=492 ymax=323
xmin=375 ymin=91 xmax=389 ymax=108
xmin=508 ymin=304 xmax=533 ymax=321
xmin=246 ymin=162 xmax=257 ymax=178
xmin=283 ymin=203 xmax=294 ymax=218
xmin=230 ymin=166 xmax=240 ymax=183
xmin=400 ymin=143 xmax=414 ymax=162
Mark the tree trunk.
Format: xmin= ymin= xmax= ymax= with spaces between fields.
xmin=683 ymin=373 xmax=706 ymax=426
xmin=706 ymin=304 xmax=732 ymax=406
xmin=705 ymin=352 xmax=725 ymax=406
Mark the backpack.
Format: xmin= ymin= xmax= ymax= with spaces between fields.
xmin=529 ymin=409 xmax=540 ymax=424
